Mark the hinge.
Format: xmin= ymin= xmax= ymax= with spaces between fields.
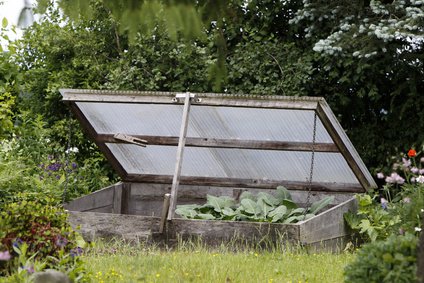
xmin=114 ymin=133 xmax=148 ymax=147
xmin=172 ymin=92 xmax=201 ymax=103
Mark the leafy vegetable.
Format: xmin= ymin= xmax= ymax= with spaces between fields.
xmin=176 ymin=187 xmax=334 ymax=224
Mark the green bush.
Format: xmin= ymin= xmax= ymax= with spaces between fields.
xmin=344 ymin=233 xmax=418 ymax=283
xmin=0 ymin=194 xmax=87 ymax=281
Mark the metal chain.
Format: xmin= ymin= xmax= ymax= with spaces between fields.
xmin=303 ymin=110 xmax=317 ymax=219
xmin=62 ymin=114 xmax=72 ymax=205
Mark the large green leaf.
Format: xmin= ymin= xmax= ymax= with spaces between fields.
xmin=175 ymin=205 xmax=199 ymax=219
xmin=240 ymin=198 xmax=258 ymax=215
xmin=196 ymin=213 xmax=216 ymax=220
xmin=239 ymin=191 xmax=256 ymax=201
xmin=257 ymin=192 xmax=279 ymax=206
xmin=308 ymin=196 xmax=334 ymax=215
xmin=282 ymin=199 xmax=297 ymax=210
xmin=206 ymin=195 xmax=235 ymax=213
xmin=276 ymin=186 xmax=292 ymax=201
xmin=288 ymin=207 xmax=305 ymax=216
xmin=256 ymin=198 xmax=273 ymax=218
xmin=268 ymin=205 xmax=288 ymax=223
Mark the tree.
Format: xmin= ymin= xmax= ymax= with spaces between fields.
xmin=9 ymin=0 xmax=424 ymax=170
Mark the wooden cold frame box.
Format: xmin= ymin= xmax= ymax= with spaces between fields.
xmin=61 ymin=89 xmax=376 ymax=249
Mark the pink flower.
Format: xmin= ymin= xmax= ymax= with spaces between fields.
xmin=377 ymin=172 xmax=385 ymax=179
xmin=0 ymin=251 xmax=11 ymax=261
xmin=385 ymin=172 xmax=405 ymax=184
xmin=411 ymin=167 xmax=419 ymax=174
xmin=403 ymin=197 xmax=411 ymax=203
xmin=402 ymin=158 xmax=411 ymax=169
xmin=421 ymin=157 xmax=424 ymax=163
xmin=420 ymin=169 xmax=424 ymax=175
xmin=411 ymin=177 xmax=416 ymax=183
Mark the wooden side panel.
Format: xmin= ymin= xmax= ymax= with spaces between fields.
xmin=68 ymin=211 xmax=158 ymax=242
xmin=168 ymin=219 xmax=300 ymax=245
xmin=64 ymin=184 xmax=116 ymax=212
xmin=127 ymin=183 xmax=355 ymax=216
xmin=298 ymin=197 xmax=357 ymax=244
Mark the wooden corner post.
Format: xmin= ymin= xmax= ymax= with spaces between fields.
xmin=167 ymin=93 xmax=193 ymax=220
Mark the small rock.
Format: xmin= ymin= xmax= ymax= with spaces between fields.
xmin=31 ymin=269 xmax=72 ymax=283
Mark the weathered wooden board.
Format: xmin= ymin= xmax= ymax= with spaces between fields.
xmin=299 ymin=197 xmax=357 ymax=244
xmin=61 ymin=89 xmax=323 ymax=110
xmin=167 ymin=218 xmax=299 ymax=245
xmin=66 ymin=182 xmax=356 ymax=217
xmin=96 ymin=134 xmax=339 ymax=153
xmin=125 ymin=175 xmax=364 ymax=193
xmin=65 ymin=184 xmax=115 ymax=212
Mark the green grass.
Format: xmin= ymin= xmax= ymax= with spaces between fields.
xmin=83 ymin=241 xmax=354 ymax=283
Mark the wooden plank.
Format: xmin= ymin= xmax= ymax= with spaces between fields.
xmin=60 ymin=89 xmax=323 ymax=109
xmin=159 ymin=194 xmax=171 ymax=233
xmin=112 ymin=183 xmax=123 ymax=214
xmin=121 ymin=183 xmax=132 ymax=214
xmin=96 ymin=134 xmax=339 ymax=152
xmin=124 ymin=175 xmax=364 ymax=193
xmin=168 ymin=218 xmax=300 ymax=245
xmin=64 ymin=184 xmax=115 ymax=211
xmin=67 ymin=211 xmax=159 ymax=242
xmin=316 ymin=102 xmax=376 ymax=191
xmin=299 ymin=197 xmax=357 ymax=244
xmin=168 ymin=93 xmax=192 ymax=220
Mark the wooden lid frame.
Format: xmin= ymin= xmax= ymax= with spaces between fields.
xmin=60 ymin=89 xmax=376 ymax=195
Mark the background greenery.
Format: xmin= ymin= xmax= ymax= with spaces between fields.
xmin=0 ymin=0 xmax=423 ymax=281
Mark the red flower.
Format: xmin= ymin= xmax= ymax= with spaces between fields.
xmin=408 ymin=149 xmax=417 ymax=158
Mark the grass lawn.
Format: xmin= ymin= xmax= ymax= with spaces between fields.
xmin=83 ymin=241 xmax=354 ymax=283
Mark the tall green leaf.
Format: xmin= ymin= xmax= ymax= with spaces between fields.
xmin=276 ymin=186 xmax=292 ymax=201
xmin=206 ymin=195 xmax=235 ymax=213
xmin=257 ymin=192 xmax=279 ymax=206
xmin=308 ymin=196 xmax=334 ymax=215
xmin=240 ymin=198 xmax=258 ymax=215
xmin=268 ymin=205 xmax=288 ymax=223
xmin=175 ymin=205 xmax=200 ymax=219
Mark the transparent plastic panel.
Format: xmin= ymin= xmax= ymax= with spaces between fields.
xmin=77 ymin=102 xmax=183 ymax=136
xmin=188 ymin=106 xmax=332 ymax=142
xmin=107 ymin=144 xmax=359 ymax=184
xmin=77 ymin=102 xmax=332 ymax=143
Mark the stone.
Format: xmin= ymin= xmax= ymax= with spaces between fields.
xmin=31 ymin=269 xmax=72 ymax=283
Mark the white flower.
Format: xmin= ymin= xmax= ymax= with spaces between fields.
xmin=377 ymin=172 xmax=385 ymax=179
xmin=416 ymin=175 xmax=424 ymax=183
xmin=65 ymin=147 xmax=79 ymax=154
xmin=415 ymin=227 xmax=422 ymax=232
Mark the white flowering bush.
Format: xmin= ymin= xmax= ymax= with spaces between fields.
xmin=292 ymin=0 xmax=424 ymax=58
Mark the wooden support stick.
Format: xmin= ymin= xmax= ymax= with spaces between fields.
xmin=159 ymin=193 xmax=171 ymax=233
xmin=167 ymin=93 xmax=192 ymax=220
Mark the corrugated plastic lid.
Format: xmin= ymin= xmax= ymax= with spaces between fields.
xmin=60 ymin=89 xmax=376 ymax=193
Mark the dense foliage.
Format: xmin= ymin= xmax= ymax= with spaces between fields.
xmin=0 ymin=0 xmax=423 ymax=281
xmin=343 ymin=149 xmax=423 ymax=280
xmin=0 ymin=194 xmax=87 ymax=281
xmin=7 ymin=0 xmax=421 ymax=170
xmin=176 ymin=186 xmax=334 ymax=223
xmin=344 ymin=233 xmax=418 ymax=283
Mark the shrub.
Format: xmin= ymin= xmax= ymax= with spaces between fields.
xmin=344 ymin=233 xmax=418 ymax=283
xmin=345 ymin=148 xmax=424 ymax=242
xmin=0 ymin=194 xmax=87 ymax=281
